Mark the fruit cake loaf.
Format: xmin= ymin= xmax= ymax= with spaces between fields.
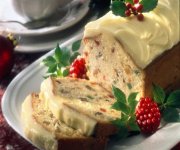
xmin=83 ymin=0 xmax=180 ymax=97
xmin=21 ymin=93 xmax=108 ymax=150
xmin=40 ymin=77 xmax=120 ymax=137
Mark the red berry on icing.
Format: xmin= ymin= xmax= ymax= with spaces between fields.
xmin=133 ymin=0 xmax=139 ymax=4
xmin=131 ymin=6 xmax=136 ymax=12
xmin=125 ymin=10 xmax=131 ymax=17
xmin=124 ymin=1 xmax=145 ymax=21
xmin=134 ymin=3 xmax=143 ymax=12
xmin=130 ymin=6 xmax=138 ymax=16
xmin=135 ymin=97 xmax=161 ymax=134
xmin=137 ymin=13 xmax=144 ymax=21
xmin=0 ymin=34 xmax=16 ymax=79
xmin=69 ymin=56 xmax=87 ymax=79
xmin=126 ymin=3 xmax=132 ymax=9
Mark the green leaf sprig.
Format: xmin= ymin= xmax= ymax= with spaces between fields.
xmin=42 ymin=40 xmax=81 ymax=77
xmin=152 ymin=84 xmax=180 ymax=122
xmin=111 ymin=84 xmax=180 ymax=139
xmin=111 ymin=0 xmax=158 ymax=19
xmin=111 ymin=85 xmax=140 ymax=138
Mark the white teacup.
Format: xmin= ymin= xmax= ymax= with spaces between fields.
xmin=10 ymin=0 xmax=73 ymax=20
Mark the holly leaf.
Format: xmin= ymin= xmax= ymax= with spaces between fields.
xmin=128 ymin=92 xmax=138 ymax=103
xmin=112 ymin=85 xmax=126 ymax=104
xmin=128 ymin=92 xmax=138 ymax=115
xmin=111 ymin=0 xmax=126 ymax=17
xmin=47 ymin=64 xmax=57 ymax=73
xmin=42 ymin=56 xmax=56 ymax=67
xmin=57 ymin=63 xmax=63 ymax=69
xmin=162 ymin=107 xmax=180 ymax=122
xmin=111 ymin=118 xmax=129 ymax=139
xmin=140 ymin=0 xmax=158 ymax=12
xmin=128 ymin=117 xmax=140 ymax=132
xmin=72 ymin=40 xmax=81 ymax=51
xmin=111 ymin=101 xmax=130 ymax=114
xmin=121 ymin=113 xmax=129 ymax=122
xmin=61 ymin=48 xmax=71 ymax=66
xmin=62 ymin=68 xmax=69 ymax=77
xmin=116 ymin=125 xmax=129 ymax=139
xmin=54 ymin=44 xmax=62 ymax=62
xmin=166 ymin=90 xmax=180 ymax=108
xmin=152 ymin=83 xmax=166 ymax=105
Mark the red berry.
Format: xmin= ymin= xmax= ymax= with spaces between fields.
xmin=135 ymin=97 xmax=161 ymax=134
xmin=69 ymin=56 xmax=87 ymax=79
xmin=131 ymin=6 xmax=137 ymax=15
xmin=137 ymin=13 xmax=144 ymax=21
xmin=0 ymin=34 xmax=16 ymax=79
xmin=126 ymin=3 xmax=132 ymax=9
xmin=133 ymin=0 xmax=139 ymax=4
xmin=125 ymin=10 xmax=131 ymax=17
xmin=134 ymin=3 xmax=143 ymax=12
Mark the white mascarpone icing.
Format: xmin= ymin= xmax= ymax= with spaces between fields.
xmin=40 ymin=77 xmax=97 ymax=136
xmin=21 ymin=95 xmax=58 ymax=150
xmin=84 ymin=0 xmax=180 ymax=69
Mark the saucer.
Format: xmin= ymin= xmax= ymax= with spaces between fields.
xmin=15 ymin=32 xmax=84 ymax=53
xmin=0 ymin=0 xmax=89 ymax=36
xmin=14 ymin=10 xmax=99 ymax=52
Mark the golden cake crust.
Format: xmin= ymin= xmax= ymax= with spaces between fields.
xmin=144 ymin=42 xmax=180 ymax=96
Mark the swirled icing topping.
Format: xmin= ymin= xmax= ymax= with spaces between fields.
xmin=84 ymin=0 xmax=179 ymax=69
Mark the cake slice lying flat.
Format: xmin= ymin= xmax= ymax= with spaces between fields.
xmin=40 ymin=77 xmax=120 ymax=137
xmin=21 ymin=93 xmax=107 ymax=150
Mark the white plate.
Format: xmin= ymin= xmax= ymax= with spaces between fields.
xmin=2 ymin=35 xmax=180 ymax=150
xmin=0 ymin=0 xmax=89 ymax=36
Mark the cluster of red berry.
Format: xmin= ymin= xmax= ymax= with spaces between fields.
xmin=135 ymin=97 xmax=161 ymax=134
xmin=125 ymin=0 xmax=144 ymax=21
xmin=69 ymin=56 xmax=87 ymax=79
